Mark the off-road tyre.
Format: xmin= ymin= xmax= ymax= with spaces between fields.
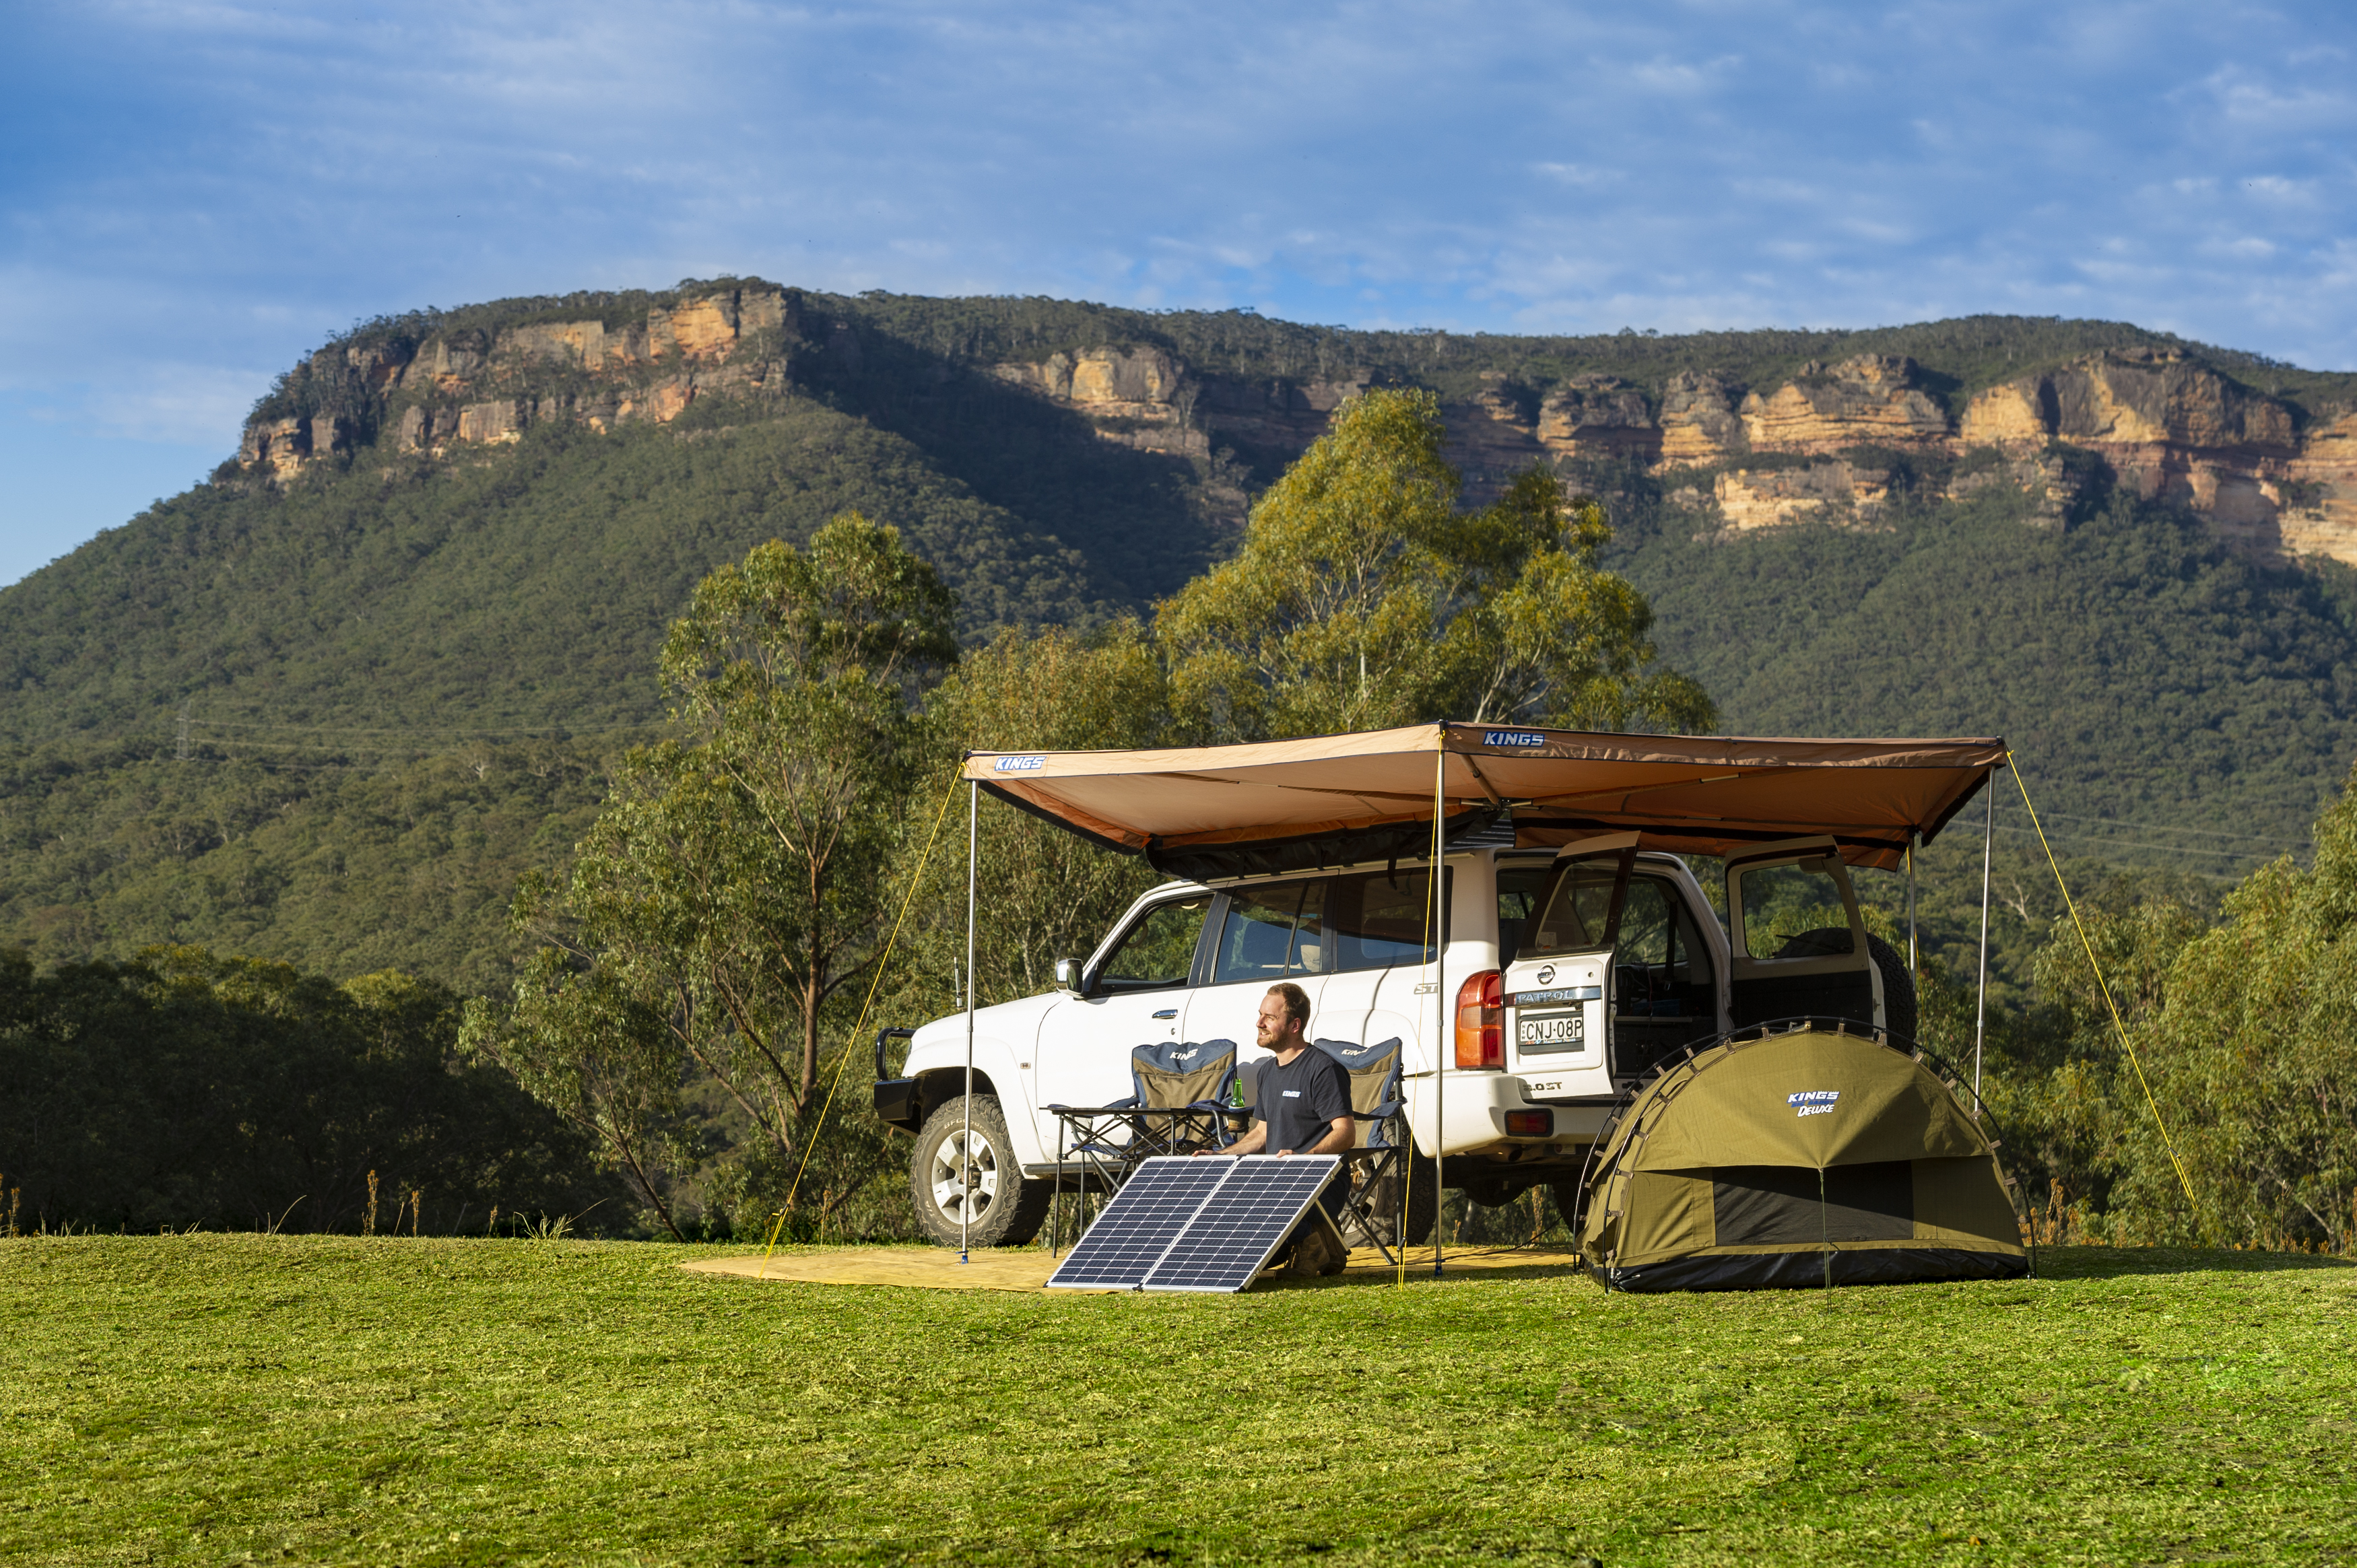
xmin=1865 ymin=932 xmax=1919 ymax=1044
xmin=1551 ymin=1179 xmax=1587 ymax=1239
xmin=1772 ymin=927 xmax=1919 ymax=1043
xmin=1354 ymin=1134 xmax=1438 ymax=1248
xmin=910 ymin=1095 xmax=1052 ymax=1249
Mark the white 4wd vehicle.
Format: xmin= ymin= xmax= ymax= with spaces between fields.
xmin=874 ymin=831 xmax=1913 ymax=1248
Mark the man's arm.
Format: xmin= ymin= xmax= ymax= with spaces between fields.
xmin=1304 ymin=1114 xmax=1355 ymax=1157
xmin=1202 ymin=1120 xmax=1266 ymax=1157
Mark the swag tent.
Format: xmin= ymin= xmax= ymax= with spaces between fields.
xmin=1576 ymin=1023 xmax=2028 ymax=1290
xmin=946 ymin=720 xmax=2022 ymax=1281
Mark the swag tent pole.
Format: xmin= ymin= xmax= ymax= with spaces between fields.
xmin=962 ymin=778 xmax=977 ymax=1264
xmin=1974 ymin=769 xmax=1995 ymax=1099
xmin=1906 ymin=835 xmax=1918 ymax=977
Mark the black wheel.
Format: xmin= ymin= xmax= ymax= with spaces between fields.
xmin=1865 ymin=932 xmax=1918 ymax=1043
xmin=1552 ymin=1178 xmax=1589 ymax=1235
xmin=1351 ymin=1130 xmax=1438 ymax=1248
xmin=1772 ymin=927 xmax=1918 ymax=1042
xmin=909 ymin=1095 xmax=1052 ymax=1248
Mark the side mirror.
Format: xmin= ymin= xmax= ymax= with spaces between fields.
xmin=1053 ymin=956 xmax=1082 ymax=994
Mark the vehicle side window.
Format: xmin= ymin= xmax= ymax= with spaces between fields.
xmin=1618 ymin=877 xmax=1716 ymax=984
xmin=1211 ymin=881 xmax=1316 ymax=984
xmin=1736 ymin=859 xmax=1855 ymax=959
xmin=1496 ymin=866 xmax=1548 ymax=964
xmin=1325 ymin=867 xmax=1436 ymax=972
xmin=1618 ymin=879 xmax=1673 ymax=967
xmin=1094 ymin=897 xmax=1209 ymax=994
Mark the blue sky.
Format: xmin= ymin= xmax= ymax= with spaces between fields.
xmin=5 ymin=0 xmax=2354 ymax=586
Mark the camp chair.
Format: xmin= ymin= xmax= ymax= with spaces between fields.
xmin=1311 ymin=1036 xmax=1408 ymax=1261
xmin=1047 ymin=1039 xmax=1240 ymax=1250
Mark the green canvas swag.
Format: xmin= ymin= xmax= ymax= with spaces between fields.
xmin=1579 ymin=1024 xmax=2029 ymax=1292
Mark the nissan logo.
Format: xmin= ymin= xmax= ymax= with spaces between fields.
xmin=1536 ymin=964 xmax=1556 ymax=984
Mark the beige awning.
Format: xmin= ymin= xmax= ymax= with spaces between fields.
xmin=964 ymin=722 xmax=2005 ymax=877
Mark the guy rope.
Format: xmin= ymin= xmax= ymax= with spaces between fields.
xmin=2009 ymin=755 xmax=2199 ymax=1211
xmin=759 ymin=768 xmax=964 ymax=1276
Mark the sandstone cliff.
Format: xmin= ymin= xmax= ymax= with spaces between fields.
xmin=237 ymin=284 xmax=796 ymax=479
xmin=232 ymin=285 xmax=2357 ymax=568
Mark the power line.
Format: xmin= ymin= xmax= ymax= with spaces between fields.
xmin=1989 ymin=822 xmax=2300 ymax=863
xmin=2016 ymin=807 xmax=2312 ymax=849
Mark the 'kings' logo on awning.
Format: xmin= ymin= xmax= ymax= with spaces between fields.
xmin=1788 ymin=1090 xmax=1840 ymax=1118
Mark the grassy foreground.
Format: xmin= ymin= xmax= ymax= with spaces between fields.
xmin=4 ymin=1236 xmax=2352 ymax=1565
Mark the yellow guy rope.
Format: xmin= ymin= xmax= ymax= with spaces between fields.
xmin=2009 ymin=755 xmax=2199 ymax=1210
xmin=1402 ymin=747 xmax=1445 ymax=1289
xmin=760 ymin=769 xmax=965 ymax=1275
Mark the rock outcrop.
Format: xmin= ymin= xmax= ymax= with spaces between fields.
xmin=1654 ymin=372 xmax=1747 ymax=467
xmin=1738 ymin=356 xmax=1951 ymax=453
xmin=989 ymin=347 xmax=1203 ymax=455
xmin=235 ymin=285 xmax=796 ymax=478
xmin=1537 ymin=375 xmax=1660 ymax=463
xmin=234 ymin=284 xmax=2357 ymax=568
xmin=1713 ymin=461 xmax=1894 ymax=532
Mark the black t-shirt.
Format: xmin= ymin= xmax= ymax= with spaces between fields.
xmin=1253 ymin=1047 xmax=1354 ymax=1155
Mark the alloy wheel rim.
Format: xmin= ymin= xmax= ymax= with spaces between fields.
xmin=929 ymin=1128 xmax=998 ymax=1222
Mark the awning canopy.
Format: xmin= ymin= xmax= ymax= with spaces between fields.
xmin=964 ymin=722 xmax=2006 ymax=879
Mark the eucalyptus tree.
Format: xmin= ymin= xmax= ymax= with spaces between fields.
xmin=464 ymin=514 xmax=958 ymax=1232
xmin=879 ymin=618 xmax=1172 ymax=1027
xmin=1155 ymin=386 xmax=1714 ymax=743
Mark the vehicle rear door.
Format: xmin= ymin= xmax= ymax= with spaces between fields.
xmin=1500 ymin=835 xmax=1636 ymax=1094
xmin=1723 ymin=838 xmax=1879 ymax=1031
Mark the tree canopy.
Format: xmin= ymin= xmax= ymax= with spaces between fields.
xmin=1156 ymin=388 xmax=1715 ymax=741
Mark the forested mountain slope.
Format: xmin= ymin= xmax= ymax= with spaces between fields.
xmin=1599 ymin=469 xmax=2357 ymax=858
xmin=7 ymin=278 xmax=2357 ymax=989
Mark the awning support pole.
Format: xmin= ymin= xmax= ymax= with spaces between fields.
xmin=1905 ymin=833 xmax=1918 ymax=978
xmin=1974 ymin=770 xmax=1995 ymax=1099
xmin=962 ymin=779 xmax=977 ymax=1263
xmin=1432 ymin=744 xmax=1447 ymax=1279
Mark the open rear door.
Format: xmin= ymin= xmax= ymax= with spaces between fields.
xmin=1724 ymin=837 xmax=1880 ymax=1031
xmin=1501 ymin=834 xmax=1636 ymax=1095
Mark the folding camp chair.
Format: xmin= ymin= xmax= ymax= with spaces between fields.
xmin=1048 ymin=1039 xmax=1239 ymax=1250
xmin=1312 ymin=1036 xmax=1408 ymax=1262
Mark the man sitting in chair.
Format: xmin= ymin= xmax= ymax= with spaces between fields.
xmin=1197 ymin=981 xmax=1353 ymax=1274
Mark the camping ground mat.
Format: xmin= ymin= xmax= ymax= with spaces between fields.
xmin=1579 ymin=1023 xmax=2029 ymax=1291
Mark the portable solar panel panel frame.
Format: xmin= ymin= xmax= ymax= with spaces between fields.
xmin=1044 ymin=1155 xmax=1343 ymax=1294
xmin=1042 ymin=1157 xmax=1235 ymax=1290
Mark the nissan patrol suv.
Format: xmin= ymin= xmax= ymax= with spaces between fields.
xmin=875 ymin=831 xmax=1912 ymax=1248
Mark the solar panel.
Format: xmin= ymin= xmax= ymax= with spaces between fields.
xmin=1044 ymin=1155 xmax=1343 ymax=1294
xmin=1044 ymin=1157 xmax=1232 ymax=1290
xmin=1142 ymin=1157 xmax=1341 ymax=1293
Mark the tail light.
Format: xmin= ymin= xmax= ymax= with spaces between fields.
xmin=1503 ymin=1110 xmax=1554 ymax=1137
xmin=1454 ymin=969 xmax=1504 ymax=1068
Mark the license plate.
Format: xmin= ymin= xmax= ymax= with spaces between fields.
xmin=1515 ymin=1010 xmax=1585 ymax=1052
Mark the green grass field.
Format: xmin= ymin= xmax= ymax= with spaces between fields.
xmin=5 ymin=1236 xmax=2352 ymax=1565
